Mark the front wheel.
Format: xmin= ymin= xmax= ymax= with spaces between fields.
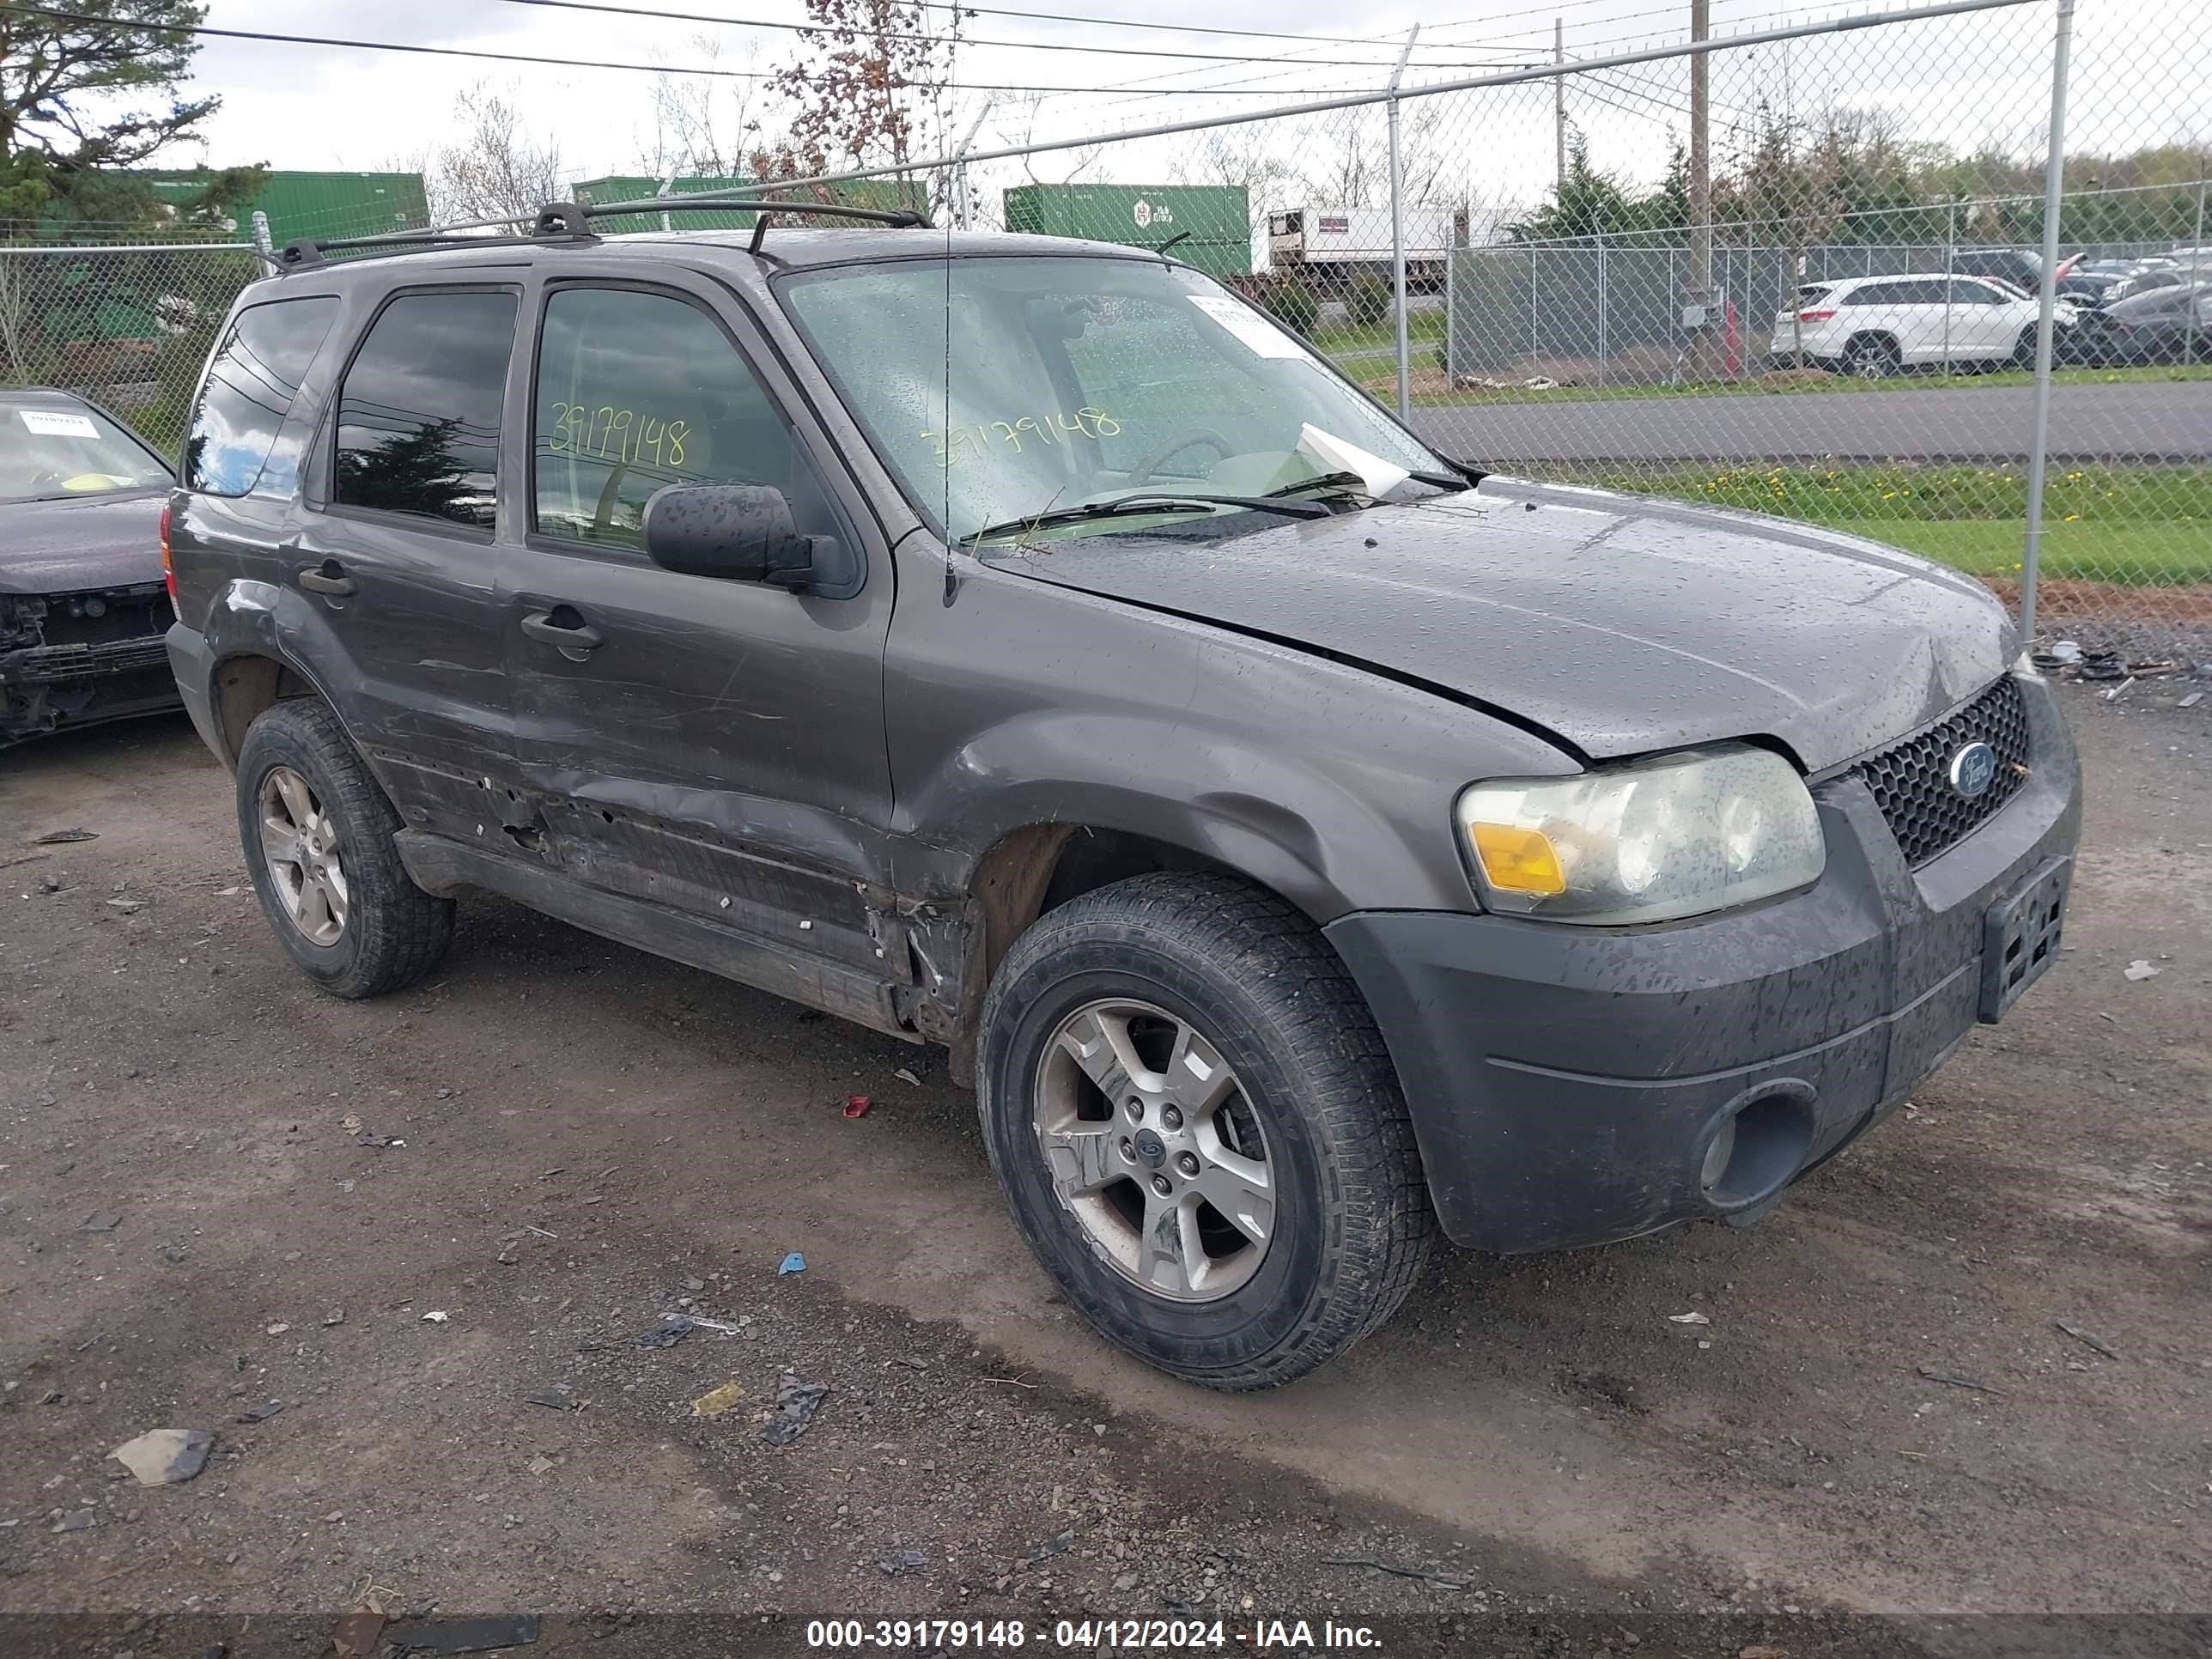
xmin=236 ymin=698 xmax=454 ymax=999
xmin=976 ymin=872 xmax=1434 ymax=1389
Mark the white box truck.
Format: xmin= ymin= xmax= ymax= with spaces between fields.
xmin=1267 ymin=206 xmax=1455 ymax=289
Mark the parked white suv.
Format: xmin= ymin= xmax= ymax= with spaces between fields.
xmin=1774 ymin=275 xmax=2077 ymax=376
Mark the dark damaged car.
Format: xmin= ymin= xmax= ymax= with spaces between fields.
xmin=2 ymin=387 xmax=179 ymax=746
xmin=163 ymin=214 xmax=2080 ymax=1389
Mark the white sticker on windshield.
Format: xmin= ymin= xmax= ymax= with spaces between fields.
xmin=19 ymin=409 xmax=100 ymax=439
xmin=1188 ymin=294 xmax=1306 ymax=359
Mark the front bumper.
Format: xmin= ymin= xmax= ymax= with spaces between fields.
xmin=1 ymin=583 xmax=180 ymax=745
xmin=1324 ymin=672 xmax=2081 ymax=1254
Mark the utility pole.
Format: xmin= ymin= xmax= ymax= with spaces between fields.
xmin=1686 ymin=0 xmax=1714 ymax=376
xmin=1553 ymin=19 xmax=1566 ymax=190
xmin=1389 ymin=25 xmax=1420 ymax=421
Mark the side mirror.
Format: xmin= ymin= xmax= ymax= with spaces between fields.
xmin=641 ymin=483 xmax=824 ymax=591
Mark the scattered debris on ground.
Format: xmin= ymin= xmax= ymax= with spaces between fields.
xmin=109 ymin=1428 xmax=213 ymax=1486
xmin=762 ymin=1374 xmax=830 ymax=1444
xmin=2055 ymin=1321 xmax=2120 ymax=1360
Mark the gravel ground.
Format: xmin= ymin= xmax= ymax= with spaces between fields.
xmin=1 ymin=680 xmax=2207 ymax=1658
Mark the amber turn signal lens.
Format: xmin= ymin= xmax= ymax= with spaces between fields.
xmin=1468 ymin=822 xmax=1566 ymax=896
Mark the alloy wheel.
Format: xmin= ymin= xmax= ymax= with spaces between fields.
xmin=257 ymin=764 xmax=348 ymax=945
xmin=1032 ymin=998 xmax=1274 ymax=1303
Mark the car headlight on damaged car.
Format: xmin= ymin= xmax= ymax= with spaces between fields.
xmin=1455 ymin=744 xmax=1825 ymax=925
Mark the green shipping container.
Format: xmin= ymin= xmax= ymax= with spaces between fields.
xmin=573 ymin=175 xmax=931 ymax=236
xmin=140 ymin=170 xmax=429 ymax=244
xmin=1002 ymin=185 xmax=1250 ymax=277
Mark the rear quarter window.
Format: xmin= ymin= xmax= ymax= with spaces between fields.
xmin=185 ymin=295 xmax=339 ymax=496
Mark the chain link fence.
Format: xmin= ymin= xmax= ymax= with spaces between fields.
xmin=5 ymin=0 xmax=2205 ymax=657
xmin=823 ymin=0 xmax=2210 ymax=658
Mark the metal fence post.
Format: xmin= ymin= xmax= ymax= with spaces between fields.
xmin=1597 ymin=234 xmax=1608 ymax=386
xmin=2021 ymin=0 xmax=2076 ymax=647
xmin=2187 ymin=177 xmax=2207 ymax=368
xmin=1389 ymin=27 xmax=1419 ymax=420
xmin=1942 ymin=199 xmax=1956 ymax=377
xmin=250 ymin=210 xmax=274 ymax=258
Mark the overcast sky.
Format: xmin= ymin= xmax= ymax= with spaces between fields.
xmin=170 ymin=0 xmax=2203 ymax=230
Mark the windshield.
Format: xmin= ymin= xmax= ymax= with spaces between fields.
xmin=777 ymin=256 xmax=1453 ymax=544
xmin=2 ymin=399 xmax=170 ymax=503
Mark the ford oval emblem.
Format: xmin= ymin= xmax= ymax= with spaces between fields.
xmin=1948 ymin=740 xmax=1997 ymax=799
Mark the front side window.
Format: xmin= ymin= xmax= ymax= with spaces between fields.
xmin=3 ymin=398 xmax=170 ymax=502
xmin=530 ymin=286 xmax=835 ymax=551
xmin=333 ymin=289 xmax=517 ymax=531
xmin=186 ymin=295 xmax=338 ymax=495
xmin=778 ymin=256 xmax=1450 ymax=545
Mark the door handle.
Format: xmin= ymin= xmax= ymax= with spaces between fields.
xmin=295 ymin=558 xmax=356 ymax=598
xmin=520 ymin=605 xmax=605 ymax=654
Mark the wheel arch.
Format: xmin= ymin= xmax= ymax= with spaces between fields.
xmin=943 ymin=813 xmax=1338 ymax=1080
xmin=208 ymin=651 xmax=323 ymax=767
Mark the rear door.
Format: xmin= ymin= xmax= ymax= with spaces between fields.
xmin=501 ymin=269 xmax=898 ymax=982
xmin=290 ymin=285 xmax=523 ymax=817
xmin=1878 ymin=277 xmax=1950 ymax=362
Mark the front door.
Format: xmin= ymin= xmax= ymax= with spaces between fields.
xmin=501 ymin=275 xmax=898 ymax=988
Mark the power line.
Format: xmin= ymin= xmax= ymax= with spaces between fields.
xmin=478 ymin=0 xmax=1522 ymax=68
xmin=912 ymin=0 xmax=1553 ymax=51
xmin=0 ymin=3 xmax=1394 ymax=96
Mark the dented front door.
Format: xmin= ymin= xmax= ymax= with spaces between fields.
xmin=500 ymin=273 xmax=898 ymax=984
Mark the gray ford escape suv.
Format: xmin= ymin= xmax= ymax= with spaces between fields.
xmin=165 ymin=204 xmax=2079 ymax=1389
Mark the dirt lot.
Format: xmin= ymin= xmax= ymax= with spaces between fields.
xmin=2 ymin=681 xmax=2208 ymax=1656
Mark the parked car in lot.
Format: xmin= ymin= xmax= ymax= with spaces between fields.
xmin=2 ymin=386 xmax=179 ymax=746
xmin=1775 ymin=274 xmax=2077 ymax=375
xmin=2056 ymin=258 xmax=2177 ymax=307
xmin=165 ymin=209 xmax=2080 ymax=1388
xmin=2069 ymin=280 xmax=2209 ymax=365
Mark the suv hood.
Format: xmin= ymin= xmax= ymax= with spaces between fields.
xmin=0 ymin=490 xmax=166 ymax=595
xmin=988 ymin=476 xmax=2012 ymax=773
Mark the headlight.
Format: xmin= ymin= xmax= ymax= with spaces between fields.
xmin=1455 ymin=744 xmax=1825 ymax=925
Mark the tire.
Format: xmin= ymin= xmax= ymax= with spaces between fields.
xmin=1843 ymin=334 xmax=1900 ymax=379
xmin=2014 ymin=325 xmax=2041 ymax=368
xmin=976 ymin=872 xmax=1435 ymax=1390
xmin=235 ymin=697 xmax=453 ymax=999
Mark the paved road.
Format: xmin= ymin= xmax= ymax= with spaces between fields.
xmin=1410 ymin=379 xmax=2212 ymax=464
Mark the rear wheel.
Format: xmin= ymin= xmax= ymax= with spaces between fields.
xmin=1843 ymin=334 xmax=1900 ymax=379
xmin=977 ymin=872 xmax=1434 ymax=1389
xmin=2014 ymin=324 xmax=2043 ymax=367
xmin=236 ymin=698 xmax=453 ymax=999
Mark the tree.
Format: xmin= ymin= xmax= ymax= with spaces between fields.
xmin=643 ymin=38 xmax=779 ymax=183
xmin=770 ymin=0 xmax=972 ymax=178
xmin=0 ymin=0 xmax=255 ymax=228
xmin=1506 ymin=136 xmax=1650 ymax=242
xmin=421 ymin=82 xmax=565 ymax=226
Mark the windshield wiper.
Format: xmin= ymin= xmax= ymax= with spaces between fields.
xmin=969 ymin=489 xmax=1328 ymax=544
xmin=1267 ymin=468 xmax=1474 ymax=501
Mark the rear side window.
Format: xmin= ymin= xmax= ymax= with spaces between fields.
xmin=333 ymin=289 xmax=517 ymax=532
xmin=185 ymin=296 xmax=338 ymax=495
xmin=1843 ymin=282 xmax=1898 ymax=307
xmin=1791 ymin=285 xmax=1832 ymax=307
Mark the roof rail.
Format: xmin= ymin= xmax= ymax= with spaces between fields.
xmin=271 ymin=194 xmax=927 ymax=271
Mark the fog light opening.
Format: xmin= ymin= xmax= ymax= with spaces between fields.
xmin=1700 ymin=1091 xmax=1814 ymax=1209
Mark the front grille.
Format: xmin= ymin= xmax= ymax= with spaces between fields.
xmin=1849 ymin=675 xmax=2032 ymax=866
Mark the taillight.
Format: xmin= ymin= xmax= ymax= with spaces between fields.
xmin=160 ymin=504 xmax=175 ymax=608
xmin=1797 ymin=308 xmax=1838 ymax=322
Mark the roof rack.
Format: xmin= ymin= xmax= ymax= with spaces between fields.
xmin=276 ymin=196 xmax=929 ymax=270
